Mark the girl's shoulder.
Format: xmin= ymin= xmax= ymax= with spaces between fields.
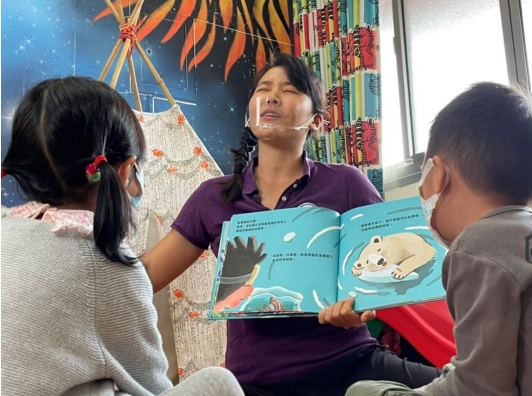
xmin=6 ymin=201 xmax=94 ymax=237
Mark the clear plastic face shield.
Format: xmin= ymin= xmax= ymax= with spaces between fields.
xmin=244 ymin=96 xmax=317 ymax=141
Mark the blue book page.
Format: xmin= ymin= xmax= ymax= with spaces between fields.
xmin=208 ymin=221 xmax=231 ymax=319
xmin=212 ymin=207 xmax=341 ymax=318
xmin=337 ymin=197 xmax=447 ymax=312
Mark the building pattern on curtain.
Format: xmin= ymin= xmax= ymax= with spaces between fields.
xmin=293 ymin=0 xmax=383 ymax=196
xmin=129 ymin=106 xmax=226 ymax=379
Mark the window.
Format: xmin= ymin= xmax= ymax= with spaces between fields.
xmin=380 ymin=0 xmax=404 ymax=167
xmin=523 ymin=0 xmax=532 ymax=78
xmin=404 ymin=0 xmax=509 ymax=154
xmin=382 ymin=0 xmax=531 ymax=188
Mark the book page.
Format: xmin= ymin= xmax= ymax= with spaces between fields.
xmin=338 ymin=197 xmax=447 ymax=312
xmin=211 ymin=207 xmax=341 ymax=318
xmin=208 ymin=221 xmax=232 ymax=319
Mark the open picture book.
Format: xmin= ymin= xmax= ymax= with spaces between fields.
xmin=208 ymin=197 xmax=447 ymax=319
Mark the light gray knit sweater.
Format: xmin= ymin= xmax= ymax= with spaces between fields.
xmin=1 ymin=214 xmax=173 ymax=395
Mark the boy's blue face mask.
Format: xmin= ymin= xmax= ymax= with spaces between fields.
xmin=417 ymin=158 xmax=451 ymax=248
xmin=128 ymin=163 xmax=144 ymax=209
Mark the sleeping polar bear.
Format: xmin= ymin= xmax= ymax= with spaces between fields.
xmin=351 ymin=233 xmax=436 ymax=280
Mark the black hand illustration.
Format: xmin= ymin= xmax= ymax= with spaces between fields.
xmin=217 ymin=236 xmax=268 ymax=302
xmin=223 ymin=236 xmax=267 ymax=276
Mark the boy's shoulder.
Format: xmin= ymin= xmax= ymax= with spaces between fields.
xmin=453 ymin=206 xmax=531 ymax=249
xmin=451 ymin=206 xmax=532 ymax=277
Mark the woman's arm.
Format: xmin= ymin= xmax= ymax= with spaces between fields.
xmin=143 ymin=229 xmax=204 ymax=293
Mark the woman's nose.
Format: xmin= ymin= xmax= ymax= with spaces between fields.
xmin=265 ymin=95 xmax=280 ymax=105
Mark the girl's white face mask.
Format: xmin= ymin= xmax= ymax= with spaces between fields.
xmin=417 ymin=158 xmax=451 ymax=248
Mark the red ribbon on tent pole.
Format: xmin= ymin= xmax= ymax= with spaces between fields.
xmin=119 ymin=15 xmax=147 ymax=56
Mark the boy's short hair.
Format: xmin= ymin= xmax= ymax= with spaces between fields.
xmin=426 ymin=82 xmax=532 ymax=204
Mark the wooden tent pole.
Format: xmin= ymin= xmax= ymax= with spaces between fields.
xmin=125 ymin=0 xmax=145 ymax=110
xmin=99 ymin=0 xmax=175 ymax=108
xmin=128 ymin=56 xmax=143 ymax=112
xmin=110 ymin=39 xmax=131 ymax=89
xmin=99 ymin=38 xmax=123 ymax=81
xmin=115 ymin=0 xmax=126 ymax=24
xmin=135 ymin=41 xmax=176 ymax=106
xmin=108 ymin=0 xmax=143 ymax=89
xmin=102 ymin=0 xmax=121 ymax=23
xmin=130 ymin=0 xmax=145 ymax=25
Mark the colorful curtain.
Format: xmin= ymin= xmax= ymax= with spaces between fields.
xmin=293 ymin=0 xmax=383 ymax=196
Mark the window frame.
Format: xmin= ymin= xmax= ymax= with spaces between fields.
xmin=383 ymin=0 xmax=531 ymax=191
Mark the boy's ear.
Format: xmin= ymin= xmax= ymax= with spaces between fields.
xmin=431 ymin=155 xmax=448 ymax=194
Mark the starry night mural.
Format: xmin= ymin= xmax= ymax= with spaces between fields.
xmin=1 ymin=0 xmax=292 ymax=206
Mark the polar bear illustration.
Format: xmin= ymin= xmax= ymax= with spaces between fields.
xmin=351 ymin=233 xmax=436 ymax=280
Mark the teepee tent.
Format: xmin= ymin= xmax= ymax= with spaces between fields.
xmin=98 ymin=0 xmax=227 ymax=381
xmin=98 ymin=0 xmax=176 ymax=111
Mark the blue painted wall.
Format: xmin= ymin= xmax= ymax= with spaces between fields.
xmin=1 ymin=0 xmax=287 ymax=206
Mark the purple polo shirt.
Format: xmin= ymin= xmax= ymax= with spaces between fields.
xmin=172 ymin=154 xmax=381 ymax=385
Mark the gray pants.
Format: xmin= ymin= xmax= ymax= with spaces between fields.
xmin=345 ymin=381 xmax=428 ymax=396
xmin=109 ymin=367 xmax=244 ymax=396
xmin=161 ymin=367 xmax=244 ymax=396
xmin=345 ymin=364 xmax=455 ymax=396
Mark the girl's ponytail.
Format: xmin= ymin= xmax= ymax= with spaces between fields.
xmin=91 ymin=159 xmax=137 ymax=265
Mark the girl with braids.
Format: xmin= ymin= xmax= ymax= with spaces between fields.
xmin=1 ymin=77 xmax=243 ymax=396
xmin=143 ymin=53 xmax=440 ymax=396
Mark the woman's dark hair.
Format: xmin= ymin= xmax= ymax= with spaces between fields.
xmin=2 ymin=77 xmax=146 ymax=265
xmin=221 ymin=52 xmax=327 ymax=203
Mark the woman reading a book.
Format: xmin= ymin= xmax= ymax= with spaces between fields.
xmin=142 ymin=53 xmax=440 ymax=396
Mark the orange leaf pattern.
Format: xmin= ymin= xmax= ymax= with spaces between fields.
xmin=224 ymin=10 xmax=246 ymax=81
xmin=188 ymin=14 xmax=217 ymax=71
xmin=268 ymin=0 xmax=291 ymax=54
xmin=137 ymin=0 xmax=175 ymax=42
xmin=161 ymin=0 xmax=196 ymax=43
xmin=180 ymin=0 xmax=208 ymax=70
xmin=94 ymin=0 xmax=290 ymax=81
xmin=219 ymin=0 xmax=233 ymax=33
xmin=238 ymin=0 xmax=254 ymax=44
xmin=152 ymin=149 xmax=164 ymax=157
xmin=255 ymin=36 xmax=267 ymax=72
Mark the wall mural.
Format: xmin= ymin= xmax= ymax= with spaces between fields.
xmin=1 ymin=0 xmax=291 ymax=206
